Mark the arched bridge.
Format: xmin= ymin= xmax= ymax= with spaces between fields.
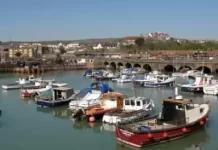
xmin=99 ymin=58 xmax=218 ymax=74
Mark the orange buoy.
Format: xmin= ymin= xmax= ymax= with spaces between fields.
xmin=163 ymin=132 xmax=168 ymax=138
xmin=200 ymin=120 xmax=204 ymax=126
xmin=182 ymin=127 xmax=187 ymax=133
xmin=147 ymin=133 xmax=153 ymax=139
xmin=89 ymin=116 xmax=95 ymax=122
xmin=205 ymin=117 xmax=209 ymax=122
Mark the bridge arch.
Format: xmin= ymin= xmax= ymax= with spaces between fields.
xmin=164 ymin=65 xmax=176 ymax=72
xmin=178 ymin=65 xmax=192 ymax=72
xmin=117 ymin=62 xmax=124 ymax=69
xmin=143 ymin=64 xmax=152 ymax=72
xmin=133 ymin=63 xmax=141 ymax=68
xmin=104 ymin=62 xmax=109 ymax=68
xmin=110 ymin=62 xmax=116 ymax=69
xmin=196 ymin=66 xmax=211 ymax=74
xmin=125 ymin=63 xmax=132 ymax=68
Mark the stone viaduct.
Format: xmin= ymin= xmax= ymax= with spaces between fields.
xmin=96 ymin=58 xmax=218 ymax=74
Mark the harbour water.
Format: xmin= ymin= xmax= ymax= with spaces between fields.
xmin=0 ymin=71 xmax=217 ymax=150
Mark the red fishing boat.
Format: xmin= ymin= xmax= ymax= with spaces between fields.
xmin=115 ymin=94 xmax=210 ymax=148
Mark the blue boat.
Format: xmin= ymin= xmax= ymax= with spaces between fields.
xmin=69 ymin=82 xmax=113 ymax=110
xmin=35 ymin=87 xmax=76 ymax=107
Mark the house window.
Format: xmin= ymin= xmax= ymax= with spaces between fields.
xmin=125 ymin=100 xmax=130 ymax=105
xmin=136 ymin=101 xmax=141 ymax=106
xmin=130 ymin=100 xmax=135 ymax=106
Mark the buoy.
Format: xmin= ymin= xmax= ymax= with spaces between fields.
xmin=163 ymin=132 xmax=168 ymax=138
xmin=89 ymin=116 xmax=95 ymax=122
xmin=200 ymin=120 xmax=204 ymax=126
xmin=205 ymin=117 xmax=209 ymax=122
xmin=147 ymin=133 xmax=153 ymax=139
xmin=182 ymin=128 xmax=187 ymax=133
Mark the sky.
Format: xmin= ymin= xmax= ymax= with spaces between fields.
xmin=0 ymin=0 xmax=217 ymax=41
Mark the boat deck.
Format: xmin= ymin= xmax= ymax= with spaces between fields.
xmin=124 ymin=118 xmax=181 ymax=131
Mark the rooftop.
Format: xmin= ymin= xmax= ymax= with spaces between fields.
xmin=53 ymin=87 xmax=73 ymax=91
xmin=163 ymin=97 xmax=191 ymax=104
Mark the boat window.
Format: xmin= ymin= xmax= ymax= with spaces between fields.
xmin=136 ymin=101 xmax=141 ymax=106
xmin=125 ymin=100 xmax=130 ymax=105
xmin=130 ymin=100 xmax=135 ymax=106
xmin=186 ymin=104 xmax=194 ymax=110
xmin=176 ymin=104 xmax=184 ymax=110
xmin=143 ymin=100 xmax=147 ymax=105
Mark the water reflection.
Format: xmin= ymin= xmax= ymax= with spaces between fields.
xmin=116 ymin=129 xmax=209 ymax=150
xmin=21 ymin=97 xmax=35 ymax=104
xmin=36 ymin=106 xmax=72 ymax=120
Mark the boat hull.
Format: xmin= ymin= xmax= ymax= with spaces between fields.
xmin=36 ymin=100 xmax=71 ymax=107
xmin=102 ymin=111 xmax=149 ymax=125
xmin=144 ymin=81 xmax=174 ymax=88
xmin=180 ymin=86 xmax=203 ymax=93
xmin=116 ymin=117 xmax=209 ymax=148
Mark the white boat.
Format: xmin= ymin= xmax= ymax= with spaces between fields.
xmin=203 ymin=80 xmax=218 ymax=95
xmin=21 ymin=85 xmax=52 ymax=97
xmin=113 ymin=75 xmax=135 ymax=83
xmin=134 ymin=71 xmax=162 ymax=83
xmin=51 ymin=82 xmax=68 ymax=87
xmin=95 ymin=71 xmax=119 ymax=81
xmin=2 ymin=76 xmax=35 ymax=90
xmin=172 ymin=70 xmax=203 ymax=78
xmin=179 ymin=74 xmax=214 ymax=93
xmin=102 ymin=96 xmax=155 ymax=124
xmin=143 ymin=74 xmax=175 ymax=87
xmin=69 ymin=82 xmax=112 ymax=110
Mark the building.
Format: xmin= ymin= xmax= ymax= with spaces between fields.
xmin=122 ymin=36 xmax=141 ymax=45
xmin=144 ymin=31 xmax=170 ymax=40
xmin=8 ymin=47 xmax=36 ymax=58
xmin=93 ymin=43 xmax=103 ymax=50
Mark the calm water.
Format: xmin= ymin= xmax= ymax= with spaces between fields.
xmin=0 ymin=71 xmax=217 ymax=150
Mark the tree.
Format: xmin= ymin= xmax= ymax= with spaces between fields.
xmin=135 ymin=38 xmax=145 ymax=47
xmin=15 ymin=52 xmax=22 ymax=57
xmin=59 ymin=46 xmax=66 ymax=54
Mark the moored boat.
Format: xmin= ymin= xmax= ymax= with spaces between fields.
xmin=203 ymin=80 xmax=218 ymax=95
xmin=21 ymin=85 xmax=52 ymax=97
xmin=114 ymin=75 xmax=135 ymax=83
xmin=72 ymin=92 xmax=125 ymax=121
xmin=35 ymin=87 xmax=75 ymax=107
xmin=115 ymin=92 xmax=210 ymax=148
xmin=179 ymin=74 xmax=213 ymax=93
xmin=102 ymin=96 xmax=155 ymax=124
xmin=143 ymin=74 xmax=175 ymax=88
xmin=69 ymin=82 xmax=113 ymax=110
xmin=2 ymin=76 xmax=36 ymax=90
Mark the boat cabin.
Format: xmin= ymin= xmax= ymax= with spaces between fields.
xmin=52 ymin=87 xmax=75 ymax=101
xmin=123 ymin=97 xmax=152 ymax=111
xmin=193 ymin=74 xmax=213 ymax=86
xmin=101 ymin=92 xmax=125 ymax=109
xmin=158 ymin=95 xmax=203 ymax=125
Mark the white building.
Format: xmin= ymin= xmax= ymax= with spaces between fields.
xmin=93 ymin=43 xmax=103 ymax=50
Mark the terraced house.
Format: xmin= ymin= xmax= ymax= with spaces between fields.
xmin=8 ymin=47 xmax=36 ymax=58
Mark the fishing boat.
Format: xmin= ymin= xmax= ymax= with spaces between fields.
xmin=113 ymin=75 xmax=136 ymax=83
xmin=203 ymin=80 xmax=218 ymax=95
xmin=72 ymin=92 xmax=125 ymax=121
xmin=102 ymin=96 xmax=155 ymax=124
xmin=143 ymin=74 xmax=175 ymax=88
xmin=134 ymin=71 xmax=162 ymax=84
xmin=115 ymin=88 xmax=210 ymax=148
xmin=68 ymin=82 xmax=113 ymax=110
xmin=35 ymin=87 xmax=75 ymax=107
xmin=179 ymin=74 xmax=213 ymax=93
xmin=21 ymin=85 xmax=52 ymax=97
